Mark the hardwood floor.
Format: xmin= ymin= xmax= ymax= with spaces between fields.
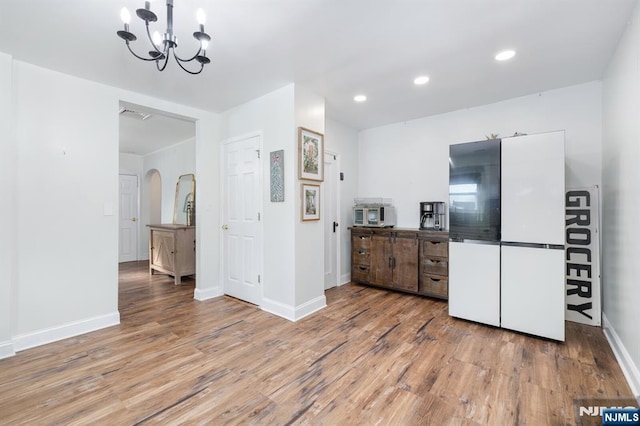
xmin=0 ymin=261 xmax=634 ymax=425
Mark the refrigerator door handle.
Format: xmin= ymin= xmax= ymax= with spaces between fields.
xmin=450 ymin=238 xmax=501 ymax=246
xmin=501 ymin=241 xmax=565 ymax=250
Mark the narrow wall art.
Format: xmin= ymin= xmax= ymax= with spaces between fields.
xmin=270 ymin=150 xmax=285 ymax=202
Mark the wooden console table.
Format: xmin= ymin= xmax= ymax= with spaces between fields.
xmin=148 ymin=224 xmax=196 ymax=285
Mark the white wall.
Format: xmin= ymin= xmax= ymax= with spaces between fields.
xmin=0 ymin=56 xmax=220 ymax=354
xmin=220 ymin=85 xmax=297 ymax=314
xmin=602 ymin=1 xmax=640 ymax=400
xmin=119 ymin=153 xmax=143 ymax=176
xmin=294 ymin=86 xmax=326 ymax=313
xmin=13 ymin=61 xmax=120 ymax=346
xmin=0 ymin=52 xmax=15 ymax=358
xmin=143 ymin=138 xmax=196 ymax=224
xmin=358 ymin=81 xmax=603 ymax=228
xmin=325 ymin=119 xmax=359 ymax=284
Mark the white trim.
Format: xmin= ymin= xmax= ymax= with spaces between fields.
xmin=13 ymin=312 xmax=120 ymax=352
xmin=324 ymin=150 xmax=341 ymax=290
xmin=340 ymin=273 xmax=351 ymax=286
xmin=0 ymin=340 xmax=15 ymax=360
xmin=261 ymin=297 xmax=296 ymax=321
xmin=261 ymin=295 xmax=327 ymax=322
xmin=194 ymin=286 xmax=223 ymax=301
xmin=294 ymin=295 xmax=327 ymax=320
xmin=145 ymin=136 xmax=196 ymax=157
xmin=603 ymin=313 xmax=640 ymax=403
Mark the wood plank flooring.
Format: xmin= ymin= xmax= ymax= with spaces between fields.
xmin=0 ymin=261 xmax=634 ymax=425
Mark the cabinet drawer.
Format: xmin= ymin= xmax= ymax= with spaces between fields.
xmin=352 ymin=248 xmax=370 ymax=265
xmin=352 ymin=234 xmax=372 ymax=249
xmin=352 ymin=264 xmax=371 ymax=282
xmin=423 ymin=258 xmax=448 ymax=276
xmin=421 ymin=240 xmax=448 ymax=258
xmin=420 ymin=274 xmax=448 ymax=298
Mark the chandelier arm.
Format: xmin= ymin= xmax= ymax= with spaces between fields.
xmin=173 ymin=46 xmax=203 ymax=63
xmin=126 ymin=42 xmax=159 ymax=62
xmin=173 ymin=50 xmax=205 ymax=74
xmin=144 ymin=21 xmax=166 ymax=56
xmin=156 ymin=52 xmax=171 ymax=71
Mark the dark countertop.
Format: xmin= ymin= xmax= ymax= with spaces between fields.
xmin=349 ymin=226 xmax=449 ymax=239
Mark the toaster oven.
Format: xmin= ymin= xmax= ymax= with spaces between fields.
xmin=353 ymin=205 xmax=396 ymax=227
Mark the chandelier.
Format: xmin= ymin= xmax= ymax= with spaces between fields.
xmin=117 ymin=0 xmax=211 ymax=74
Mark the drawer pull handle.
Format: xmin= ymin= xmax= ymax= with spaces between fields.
xmin=359 ymin=251 xmax=367 ymax=255
xmin=359 ymin=266 xmax=367 ymax=271
xmin=430 ymin=278 xmax=441 ymax=282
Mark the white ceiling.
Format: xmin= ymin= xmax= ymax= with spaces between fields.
xmin=118 ymin=102 xmax=195 ymax=155
xmin=1 ymin=0 xmax=636 ymax=154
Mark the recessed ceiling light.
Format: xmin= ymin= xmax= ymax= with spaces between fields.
xmin=354 ymin=94 xmax=367 ymax=102
xmin=414 ymin=76 xmax=430 ymax=85
xmin=495 ymin=50 xmax=516 ymax=61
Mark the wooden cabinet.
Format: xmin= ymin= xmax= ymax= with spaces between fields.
xmin=419 ymin=238 xmax=449 ymax=299
xmin=148 ymin=224 xmax=196 ymax=285
xmin=371 ymin=231 xmax=419 ymax=292
xmin=351 ymin=229 xmax=373 ymax=283
xmin=351 ymin=228 xmax=448 ymax=299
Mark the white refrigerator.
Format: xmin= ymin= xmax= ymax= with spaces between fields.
xmin=448 ymin=131 xmax=566 ymax=341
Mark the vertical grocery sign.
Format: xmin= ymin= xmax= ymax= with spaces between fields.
xmin=565 ymin=186 xmax=601 ymax=326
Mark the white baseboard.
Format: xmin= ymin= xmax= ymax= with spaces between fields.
xmin=194 ymin=286 xmax=222 ymax=301
xmin=294 ymin=295 xmax=327 ymax=320
xmin=13 ymin=311 xmax=120 ymax=352
xmin=261 ymin=297 xmax=296 ymax=321
xmin=0 ymin=340 xmax=15 ymax=360
xmin=261 ymin=295 xmax=327 ymax=322
xmin=603 ymin=313 xmax=640 ymax=404
xmin=340 ymin=273 xmax=351 ymax=286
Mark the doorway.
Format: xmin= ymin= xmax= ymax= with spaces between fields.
xmin=118 ymin=101 xmax=197 ymax=309
xmin=220 ymin=134 xmax=263 ymax=305
xmin=324 ymin=151 xmax=340 ymax=289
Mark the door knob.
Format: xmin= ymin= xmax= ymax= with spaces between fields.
xmin=222 ymin=224 xmax=229 ymax=230
xmin=131 ymin=217 xmax=137 ymax=221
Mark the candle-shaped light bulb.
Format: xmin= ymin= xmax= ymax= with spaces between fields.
xmin=152 ymin=31 xmax=162 ymax=47
xmin=120 ymin=7 xmax=131 ymax=24
xmin=196 ymin=8 xmax=206 ymax=25
xmin=201 ymin=40 xmax=209 ymax=51
xmin=145 ymin=1 xmax=151 ymax=10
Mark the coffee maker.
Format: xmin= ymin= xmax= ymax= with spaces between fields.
xmin=420 ymin=202 xmax=446 ymax=230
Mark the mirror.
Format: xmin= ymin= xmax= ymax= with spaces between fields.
xmin=174 ymin=174 xmax=196 ymax=226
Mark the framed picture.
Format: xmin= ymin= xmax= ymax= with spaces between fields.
xmin=298 ymin=127 xmax=324 ymax=182
xmin=301 ymin=183 xmax=320 ymax=221
xmin=270 ymin=150 xmax=285 ymax=202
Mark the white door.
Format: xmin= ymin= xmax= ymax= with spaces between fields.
xmin=324 ymin=152 xmax=340 ymax=289
xmin=119 ymin=174 xmax=138 ymax=263
xmin=448 ymin=241 xmax=501 ymax=327
xmin=221 ymin=135 xmax=262 ymax=305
